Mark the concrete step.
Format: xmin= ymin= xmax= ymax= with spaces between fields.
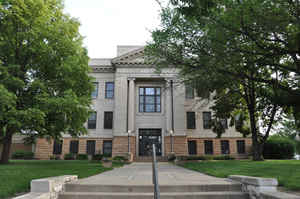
xmin=64 ymin=184 xmax=243 ymax=193
xmin=134 ymin=156 xmax=168 ymax=162
xmin=59 ymin=191 xmax=249 ymax=199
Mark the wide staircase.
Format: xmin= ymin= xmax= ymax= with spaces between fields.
xmin=59 ymin=183 xmax=249 ymax=199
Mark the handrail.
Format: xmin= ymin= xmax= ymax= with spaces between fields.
xmin=152 ymin=144 xmax=160 ymax=199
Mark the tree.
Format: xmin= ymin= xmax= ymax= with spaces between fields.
xmin=0 ymin=0 xmax=94 ymax=164
xmin=146 ymin=0 xmax=299 ymax=160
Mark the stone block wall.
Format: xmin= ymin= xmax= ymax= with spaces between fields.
xmin=112 ymin=136 xmax=136 ymax=157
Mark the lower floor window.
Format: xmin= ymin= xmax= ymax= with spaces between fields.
xmin=53 ymin=140 xmax=62 ymax=155
xmin=103 ymin=140 xmax=112 ymax=157
xmin=237 ymin=140 xmax=245 ymax=154
xmin=221 ymin=140 xmax=230 ymax=154
xmin=86 ymin=140 xmax=96 ymax=155
xmin=204 ymin=140 xmax=213 ymax=155
xmin=70 ymin=140 xmax=79 ymax=154
xmin=188 ymin=140 xmax=197 ymax=155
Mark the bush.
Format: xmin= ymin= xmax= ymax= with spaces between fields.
xmin=213 ymin=155 xmax=235 ymax=160
xmin=64 ymin=153 xmax=75 ymax=160
xmin=50 ymin=155 xmax=61 ymax=160
xmin=263 ymin=136 xmax=295 ymax=159
xmin=103 ymin=153 xmax=112 ymax=158
xmin=76 ymin=154 xmax=88 ymax=160
xmin=112 ymin=156 xmax=127 ymax=161
xmin=92 ymin=154 xmax=103 ymax=161
xmin=167 ymin=153 xmax=176 ymax=161
xmin=12 ymin=151 xmax=34 ymax=159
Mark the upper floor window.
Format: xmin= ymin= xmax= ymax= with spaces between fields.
xmin=186 ymin=112 xmax=196 ymax=129
xmin=91 ymin=82 xmax=98 ymax=99
xmin=88 ymin=112 xmax=97 ymax=129
xmin=139 ymin=87 xmax=161 ymax=112
xmin=203 ymin=112 xmax=212 ymax=129
xmin=220 ymin=118 xmax=228 ymax=129
xmin=104 ymin=111 xmax=113 ymax=129
xmin=185 ymin=84 xmax=194 ymax=99
xmin=105 ymin=82 xmax=114 ymax=99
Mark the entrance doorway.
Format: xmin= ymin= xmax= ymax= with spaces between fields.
xmin=139 ymin=129 xmax=162 ymax=156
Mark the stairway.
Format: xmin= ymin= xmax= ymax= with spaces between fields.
xmin=59 ymin=183 xmax=249 ymax=199
xmin=135 ymin=156 xmax=168 ymax=162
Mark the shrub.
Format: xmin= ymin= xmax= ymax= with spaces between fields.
xmin=213 ymin=155 xmax=235 ymax=160
xmin=76 ymin=154 xmax=88 ymax=160
xmin=113 ymin=156 xmax=127 ymax=161
xmin=50 ymin=155 xmax=61 ymax=160
xmin=263 ymin=136 xmax=295 ymax=159
xmin=92 ymin=154 xmax=103 ymax=161
xmin=12 ymin=151 xmax=34 ymax=159
xmin=64 ymin=153 xmax=75 ymax=160
xmin=167 ymin=153 xmax=176 ymax=161
xmin=103 ymin=153 xmax=112 ymax=158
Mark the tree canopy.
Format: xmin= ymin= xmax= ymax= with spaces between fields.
xmin=0 ymin=0 xmax=94 ymax=164
xmin=147 ymin=0 xmax=300 ymax=160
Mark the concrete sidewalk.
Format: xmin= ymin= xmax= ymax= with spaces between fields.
xmin=76 ymin=162 xmax=237 ymax=185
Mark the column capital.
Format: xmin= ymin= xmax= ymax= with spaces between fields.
xmin=128 ymin=77 xmax=136 ymax=81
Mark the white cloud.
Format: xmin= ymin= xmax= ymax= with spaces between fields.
xmin=64 ymin=0 xmax=161 ymax=58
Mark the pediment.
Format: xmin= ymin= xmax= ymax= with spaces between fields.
xmin=112 ymin=47 xmax=150 ymax=65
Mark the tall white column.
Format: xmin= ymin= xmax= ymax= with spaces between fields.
xmin=165 ymin=79 xmax=172 ymax=133
xmin=128 ymin=77 xmax=136 ymax=133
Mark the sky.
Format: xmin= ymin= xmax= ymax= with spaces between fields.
xmin=64 ymin=0 xmax=162 ymax=58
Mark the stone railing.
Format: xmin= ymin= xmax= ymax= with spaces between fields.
xmin=228 ymin=175 xmax=300 ymax=199
xmin=14 ymin=175 xmax=78 ymax=199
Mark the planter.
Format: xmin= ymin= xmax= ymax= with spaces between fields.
xmin=102 ymin=161 xmax=112 ymax=168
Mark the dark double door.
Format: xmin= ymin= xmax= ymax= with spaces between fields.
xmin=139 ymin=129 xmax=162 ymax=156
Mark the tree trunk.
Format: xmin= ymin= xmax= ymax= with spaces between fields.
xmin=252 ymin=140 xmax=264 ymax=161
xmin=0 ymin=133 xmax=13 ymax=164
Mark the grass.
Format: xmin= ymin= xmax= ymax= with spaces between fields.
xmin=182 ymin=160 xmax=300 ymax=191
xmin=0 ymin=160 xmax=119 ymax=199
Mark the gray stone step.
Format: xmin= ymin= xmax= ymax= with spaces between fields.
xmin=59 ymin=191 xmax=249 ymax=199
xmin=64 ymin=183 xmax=243 ymax=193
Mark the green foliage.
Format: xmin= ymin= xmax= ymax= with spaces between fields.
xmin=0 ymin=160 xmax=111 ymax=199
xmin=76 ymin=154 xmax=88 ymax=160
xmin=263 ymin=136 xmax=296 ymax=159
xmin=212 ymin=155 xmax=235 ymax=160
xmin=167 ymin=153 xmax=176 ymax=161
xmin=146 ymin=0 xmax=300 ymax=160
xmin=112 ymin=156 xmax=127 ymax=161
xmin=12 ymin=150 xmax=34 ymax=160
xmin=92 ymin=154 xmax=103 ymax=161
xmin=182 ymin=160 xmax=300 ymax=191
xmin=103 ymin=153 xmax=112 ymax=158
xmin=49 ymin=155 xmax=61 ymax=160
xmin=0 ymin=0 xmax=94 ymax=163
xmin=64 ymin=153 xmax=75 ymax=160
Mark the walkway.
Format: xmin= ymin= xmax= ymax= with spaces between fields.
xmin=76 ymin=162 xmax=237 ymax=185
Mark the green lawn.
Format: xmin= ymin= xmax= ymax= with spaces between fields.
xmin=0 ymin=160 xmax=115 ymax=199
xmin=182 ymin=160 xmax=300 ymax=191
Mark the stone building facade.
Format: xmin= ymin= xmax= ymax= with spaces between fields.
xmin=35 ymin=46 xmax=252 ymax=160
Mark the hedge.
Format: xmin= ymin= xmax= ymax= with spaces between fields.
xmin=263 ymin=136 xmax=295 ymax=159
xmin=12 ymin=151 xmax=34 ymax=159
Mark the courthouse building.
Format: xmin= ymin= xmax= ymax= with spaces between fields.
xmin=35 ymin=46 xmax=252 ymax=160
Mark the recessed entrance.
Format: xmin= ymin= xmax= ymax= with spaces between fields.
xmin=139 ymin=129 xmax=162 ymax=156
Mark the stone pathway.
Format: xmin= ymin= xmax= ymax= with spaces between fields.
xmin=76 ymin=162 xmax=237 ymax=185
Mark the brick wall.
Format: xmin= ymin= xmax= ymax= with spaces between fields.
xmin=112 ymin=136 xmax=136 ymax=157
xmin=165 ymin=136 xmax=188 ymax=156
xmin=35 ymin=138 xmax=113 ymax=160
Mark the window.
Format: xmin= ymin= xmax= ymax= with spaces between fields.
xmin=103 ymin=140 xmax=112 ymax=157
xmin=237 ymin=140 xmax=245 ymax=154
xmin=221 ymin=140 xmax=230 ymax=154
xmin=139 ymin=87 xmax=161 ymax=112
xmin=188 ymin=140 xmax=197 ymax=155
xmin=104 ymin=111 xmax=113 ymax=129
xmin=187 ymin=112 xmax=196 ymax=129
xmin=185 ymin=84 xmax=194 ymax=99
xmin=204 ymin=140 xmax=213 ymax=155
xmin=53 ymin=140 xmax=62 ymax=155
xmin=105 ymin=82 xmax=114 ymax=99
xmin=88 ymin=112 xmax=97 ymax=129
xmin=221 ymin=118 xmax=228 ymax=129
xmin=86 ymin=140 xmax=96 ymax=155
xmin=70 ymin=140 xmax=79 ymax=154
xmin=203 ymin=112 xmax=212 ymax=129
xmin=91 ymin=82 xmax=98 ymax=99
